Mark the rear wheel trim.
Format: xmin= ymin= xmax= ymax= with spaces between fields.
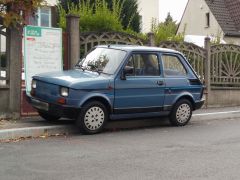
xmin=176 ymin=103 xmax=191 ymax=123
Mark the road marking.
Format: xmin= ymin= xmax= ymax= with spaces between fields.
xmin=193 ymin=110 xmax=240 ymax=117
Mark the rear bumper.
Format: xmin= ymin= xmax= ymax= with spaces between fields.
xmin=26 ymin=96 xmax=79 ymax=119
xmin=195 ymin=98 xmax=205 ymax=110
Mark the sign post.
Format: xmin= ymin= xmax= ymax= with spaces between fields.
xmin=24 ymin=26 xmax=62 ymax=95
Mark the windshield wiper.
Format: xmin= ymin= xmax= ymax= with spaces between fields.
xmin=87 ymin=64 xmax=102 ymax=75
xmin=75 ymin=64 xmax=85 ymax=71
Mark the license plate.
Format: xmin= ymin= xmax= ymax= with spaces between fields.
xmin=31 ymin=98 xmax=49 ymax=111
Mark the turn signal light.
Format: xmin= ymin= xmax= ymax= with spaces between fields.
xmin=57 ymin=97 xmax=66 ymax=105
xmin=30 ymin=89 xmax=35 ymax=96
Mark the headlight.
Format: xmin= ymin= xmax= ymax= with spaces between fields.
xmin=60 ymin=87 xmax=69 ymax=97
xmin=32 ymin=79 xmax=37 ymax=89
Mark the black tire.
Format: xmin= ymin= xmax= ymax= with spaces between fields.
xmin=169 ymin=99 xmax=193 ymax=126
xmin=38 ymin=111 xmax=60 ymax=121
xmin=76 ymin=101 xmax=108 ymax=135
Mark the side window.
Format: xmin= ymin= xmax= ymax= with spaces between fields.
xmin=162 ymin=55 xmax=187 ymax=77
xmin=126 ymin=53 xmax=160 ymax=76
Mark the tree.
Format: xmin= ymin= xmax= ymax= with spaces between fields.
xmin=0 ymin=0 xmax=45 ymax=27
xmin=120 ymin=0 xmax=141 ymax=32
xmin=152 ymin=12 xmax=184 ymax=45
xmin=164 ymin=12 xmax=174 ymax=25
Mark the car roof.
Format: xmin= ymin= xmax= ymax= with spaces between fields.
xmin=96 ymin=45 xmax=179 ymax=54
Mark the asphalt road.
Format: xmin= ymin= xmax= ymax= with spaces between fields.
xmin=1 ymin=108 xmax=240 ymax=180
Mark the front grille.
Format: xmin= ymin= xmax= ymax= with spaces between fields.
xmin=35 ymin=81 xmax=59 ymax=101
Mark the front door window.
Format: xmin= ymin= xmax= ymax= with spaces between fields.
xmin=126 ymin=53 xmax=160 ymax=76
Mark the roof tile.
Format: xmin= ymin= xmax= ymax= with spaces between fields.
xmin=205 ymin=0 xmax=240 ymax=36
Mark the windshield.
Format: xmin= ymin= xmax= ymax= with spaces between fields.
xmin=77 ymin=47 xmax=127 ymax=75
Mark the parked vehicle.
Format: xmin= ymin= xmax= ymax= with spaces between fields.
xmin=27 ymin=45 xmax=205 ymax=134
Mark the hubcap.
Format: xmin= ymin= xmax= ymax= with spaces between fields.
xmin=176 ymin=103 xmax=191 ymax=124
xmin=84 ymin=106 xmax=105 ymax=131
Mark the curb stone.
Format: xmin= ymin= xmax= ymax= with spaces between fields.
xmin=0 ymin=125 xmax=78 ymax=141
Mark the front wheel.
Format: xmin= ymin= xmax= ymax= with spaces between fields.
xmin=76 ymin=101 xmax=108 ymax=135
xmin=169 ymin=99 xmax=192 ymax=126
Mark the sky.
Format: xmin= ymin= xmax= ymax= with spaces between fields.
xmin=159 ymin=0 xmax=189 ymax=22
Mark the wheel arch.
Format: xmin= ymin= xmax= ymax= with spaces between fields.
xmin=80 ymin=96 xmax=113 ymax=114
xmin=174 ymin=94 xmax=195 ymax=110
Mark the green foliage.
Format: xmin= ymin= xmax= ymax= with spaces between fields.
xmin=0 ymin=0 xmax=45 ymax=27
xmin=120 ymin=0 xmax=141 ymax=33
xmin=152 ymin=13 xmax=185 ymax=45
xmin=210 ymin=29 xmax=223 ymax=45
xmin=124 ymin=28 xmax=147 ymax=41
xmin=58 ymin=0 xmax=124 ymax=32
xmin=58 ymin=0 xmax=141 ymax=33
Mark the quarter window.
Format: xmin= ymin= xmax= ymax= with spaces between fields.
xmin=126 ymin=53 xmax=160 ymax=76
xmin=162 ymin=55 xmax=187 ymax=76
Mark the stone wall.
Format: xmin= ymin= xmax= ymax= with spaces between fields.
xmin=209 ymin=89 xmax=240 ymax=107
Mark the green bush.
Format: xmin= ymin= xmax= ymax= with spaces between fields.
xmin=58 ymin=0 xmax=124 ymax=32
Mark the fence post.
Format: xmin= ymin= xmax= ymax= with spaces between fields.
xmin=147 ymin=32 xmax=155 ymax=47
xmin=66 ymin=15 xmax=80 ymax=68
xmin=204 ymin=37 xmax=211 ymax=108
xmin=8 ymin=27 xmax=22 ymax=118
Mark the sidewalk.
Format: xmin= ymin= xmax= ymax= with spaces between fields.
xmin=1 ymin=106 xmax=240 ymax=142
xmin=0 ymin=117 xmax=78 ymax=142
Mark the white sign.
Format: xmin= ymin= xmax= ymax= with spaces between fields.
xmin=24 ymin=26 xmax=62 ymax=94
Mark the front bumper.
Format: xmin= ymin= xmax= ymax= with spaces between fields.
xmin=195 ymin=98 xmax=205 ymax=110
xmin=27 ymin=96 xmax=79 ymax=119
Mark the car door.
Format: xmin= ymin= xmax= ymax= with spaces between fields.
xmin=114 ymin=52 xmax=165 ymax=114
xmin=161 ymin=53 xmax=192 ymax=108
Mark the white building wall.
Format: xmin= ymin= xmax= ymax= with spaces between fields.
xmin=137 ymin=0 xmax=160 ymax=33
xmin=177 ymin=0 xmax=224 ymax=39
xmin=46 ymin=0 xmax=58 ymax=6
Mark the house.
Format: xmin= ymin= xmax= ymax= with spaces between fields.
xmin=137 ymin=0 xmax=160 ymax=33
xmin=27 ymin=0 xmax=58 ymax=27
xmin=177 ymin=0 xmax=240 ymax=45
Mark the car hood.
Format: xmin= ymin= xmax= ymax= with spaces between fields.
xmin=33 ymin=70 xmax=112 ymax=89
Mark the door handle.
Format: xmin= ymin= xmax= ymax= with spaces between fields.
xmin=156 ymin=80 xmax=164 ymax=86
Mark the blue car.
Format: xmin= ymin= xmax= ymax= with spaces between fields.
xmin=27 ymin=45 xmax=205 ymax=134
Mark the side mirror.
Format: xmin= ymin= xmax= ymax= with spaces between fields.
xmin=121 ymin=66 xmax=134 ymax=80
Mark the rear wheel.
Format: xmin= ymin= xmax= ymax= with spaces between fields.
xmin=169 ymin=99 xmax=192 ymax=126
xmin=76 ymin=101 xmax=108 ymax=135
xmin=38 ymin=111 xmax=60 ymax=121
